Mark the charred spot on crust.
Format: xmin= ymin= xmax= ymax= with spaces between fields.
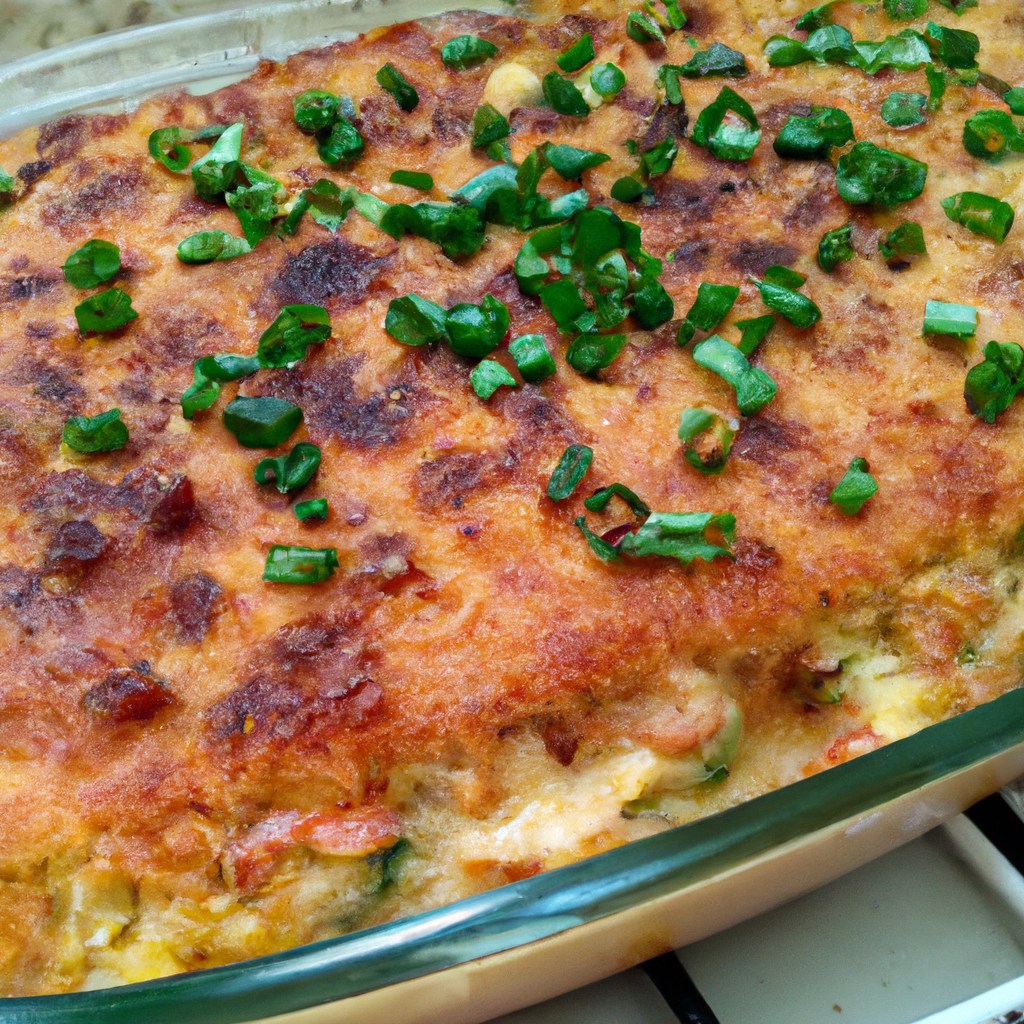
xmin=171 ymin=573 xmax=223 ymax=644
xmin=13 ymin=358 xmax=83 ymax=404
xmin=41 ymin=170 xmax=144 ymax=233
xmin=354 ymin=94 xmax=412 ymax=149
xmin=431 ymin=106 xmax=472 ymax=145
xmin=669 ymin=238 xmax=712 ymax=272
xmin=782 ymin=165 xmax=837 ymax=231
xmin=273 ymin=238 xmax=392 ymax=309
xmin=209 ymin=675 xmax=306 ymax=739
xmin=2 ymin=275 xmax=59 ymax=303
xmin=501 ymin=387 xmax=578 ymax=447
xmin=536 ymin=715 xmax=580 ymax=766
xmin=732 ymin=418 xmax=812 ymax=468
xmin=760 ymin=100 xmax=814 ymax=133
xmin=36 ymin=115 xmax=87 ymax=165
xmin=147 ymin=476 xmax=195 ymax=534
xmin=727 ymin=240 xmax=800 ymax=276
xmin=0 ymin=564 xmax=39 ymax=610
xmin=509 ymin=107 xmax=561 ymax=136
xmin=651 ymin=176 xmax=724 ymax=223
xmin=16 ymin=161 xmax=52 ymax=186
xmin=83 ymin=667 xmax=174 ymax=723
xmin=641 ymin=102 xmax=688 ymax=151
xmin=45 ymin=521 xmax=107 ymax=565
xmin=415 ymin=449 xmax=518 ymax=513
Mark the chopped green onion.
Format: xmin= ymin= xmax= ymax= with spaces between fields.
xmin=257 ymin=304 xmax=331 ymax=368
xmin=542 ymin=279 xmax=593 ymax=334
xmin=818 ymin=223 xmax=855 ymax=273
xmin=626 ymin=11 xmax=666 ymax=44
xmin=926 ymin=66 xmax=947 ymax=111
xmin=181 ymin=366 xmax=220 ymax=420
xmin=678 ymin=42 xmax=748 ymax=78
xmin=545 ymin=144 xmax=610 ymax=180
xmin=509 ymin=334 xmax=557 ymax=381
xmin=677 ymin=282 xmax=739 ymax=346
xmin=632 ymin=274 xmax=675 ymax=330
xmin=735 ymin=314 xmax=774 ymax=355
xmin=795 ymin=2 xmax=838 ymax=31
xmin=254 ymin=441 xmax=322 ymax=494
xmin=0 ymin=167 xmax=14 ymax=194
xmin=1005 ymin=88 xmax=1024 ymax=115
xmin=446 ymin=294 xmax=510 ymax=357
xmin=803 ymin=24 xmax=859 ymax=64
xmin=934 ymin=0 xmax=977 ymax=13
xmin=471 ymin=359 xmax=518 ymax=399
xmin=472 ymin=103 xmax=511 ymax=148
xmin=763 ymin=265 xmax=807 ymax=289
xmin=294 ymin=498 xmax=328 ymax=523
xmin=657 ymin=65 xmax=685 ymax=105
xmin=390 ymin=170 xmax=434 ymax=190
xmin=293 ymin=90 xmax=340 ymax=133
xmin=190 ymin=122 xmax=243 ymax=200
xmin=557 ymin=33 xmax=595 ymax=73
xmin=385 ymin=294 xmax=449 ymax=345
xmin=225 ymin=180 xmax=279 ymax=247
xmin=881 ymin=91 xmax=927 ymax=128
xmin=618 ymin=511 xmax=736 ymax=566
xmin=764 ymin=35 xmax=811 ymax=67
xmin=74 ymin=289 xmax=138 ymax=333
xmin=566 ymin=333 xmax=627 ymax=376
xmin=376 ymin=63 xmax=419 ymax=111
xmin=857 ymin=30 xmax=931 ymax=74
xmin=542 ymin=72 xmax=590 ymax=117
xmin=639 ymin=136 xmax=679 ymax=177
xmin=940 ymin=191 xmax=1015 ymax=243
xmin=317 ymin=117 xmax=364 ymax=165
xmin=548 ymin=444 xmax=593 ymax=501
xmin=663 ymin=0 xmax=687 ymax=29
xmin=925 ymin=21 xmax=978 ymax=69
xmin=879 ymin=221 xmax=926 ymax=262
xmin=147 ymin=123 xmax=229 ymax=172
xmin=62 ymin=409 xmax=128 ymax=453
xmin=751 ymin=278 xmax=821 ymax=329
xmin=678 ymin=407 xmax=735 ymax=475
xmin=884 ymin=0 xmax=928 ymax=22
xmin=611 ymin=176 xmax=648 ymax=202
xmin=829 ymin=457 xmax=877 ymax=514
xmin=590 ymin=63 xmax=627 ymax=98
xmin=964 ymin=340 xmax=1024 ymax=422
xmin=441 ymin=35 xmax=499 ymax=70
xmin=690 ymin=86 xmax=761 ymax=162
xmin=195 ymin=352 xmax=261 ymax=382
xmin=222 ymin=396 xmax=303 ymax=448
xmin=834 ymin=141 xmax=927 ymax=206
xmin=574 ymin=516 xmax=622 ymax=561
xmin=61 ymin=239 xmax=120 ymax=289
xmin=584 ymin=483 xmax=651 ymax=517
xmin=177 ymin=231 xmax=251 ymax=264
xmin=962 ymin=110 xmax=1024 ymax=161
xmin=263 ymin=545 xmax=339 ymax=584
xmin=773 ymin=107 xmax=854 ymax=159
xmin=693 ymin=334 xmax=777 ymax=415
xmin=923 ymin=298 xmax=976 ymax=338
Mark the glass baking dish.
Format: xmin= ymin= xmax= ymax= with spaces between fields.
xmin=2 ymin=4 xmax=1023 ymax=1021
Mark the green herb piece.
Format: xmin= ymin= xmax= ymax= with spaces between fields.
xmin=390 ymin=170 xmax=434 ymax=190
xmin=542 ymin=279 xmax=594 ymax=334
xmin=678 ymin=42 xmax=748 ymax=78
xmin=664 ymin=0 xmax=688 ymax=29
xmin=957 ymin=641 xmax=979 ymax=666
xmin=254 ymin=441 xmax=322 ymax=494
xmin=632 ymin=274 xmax=675 ymax=329
xmin=566 ymin=333 xmax=627 ymax=376
xmin=548 ymin=444 xmax=594 ymax=501
xmin=195 ymin=353 xmax=261 ymax=382
xmin=693 ymin=334 xmax=777 ymax=415
xmin=545 ymin=144 xmax=610 ymax=181
xmin=294 ymin=498 xmax=328 ymax=523
xmin=639 ymin=136 xmax=679 ymax=177
xmin=804 ymin=24 xmax=859 ymax=64
xmin=795 ymin=2 xmax=838 ymax=31
xmin=446 ymin=294 xmax=510 ymax=357
xmin=441 ymin=35 xmax=499 ymax=69
xmin=543 ymin=72 xmax=590 ymax=117
xmin=0 ymin=167 xmax=14 ymax=194
xmin=471 ymin=103 xmax=511 ymax=149
xmin=611 ymin=176 xmax=648 ymax=202
xmin=857 ymin=30 xmax=932 ymax=74
xmin=690 ymin=86 xmax=761 ymax=162
xmin=764 ymin=36 xmax=810 ymax=67
xmin=678 ymin=407 xmax=735 ymax=475
xmin=925 ymin=21 xmax=979 ymax=69
xmin=964 ymin=340 xmax=1024 ymax=422
xmin=834 ymin=141 xmax=927 ymax=206
xmin=773 ymin=107 xmax=855 ymax=159
xmin=279 ymin=178 xmax=357 ymax=235
xmin=293 ymin=90 xmax=340 ymax=133
xmin=181 ymin=365 xmax=220 ymax=420
xmin=384 ymin=293 xmax=449 ymax=346
xmin=751 ymin=278 xmax=821 ymax=329
xmin=74 ymin=289 xmax=138 ymax=333
xmin=62 ymin=409 xmax=128 ymax=453
xmin=558 ymin=33 xmax=595 ymax=72
xmin=963 ymin=110 xmax=1024 ymax=161
xmin=881 ymin=90 xmax=927 ymax=127
xmin=923 ymin=298 xmax=976 ymax=338
xmin=376 ymin=63 xmax=419 ymax=111
xmin=317 ymin=117 xmax=364 ymax=165
xmin=657 ymin=65 xmax=686 ymax=105
xmin=190 ymin=122 xmax=243 ymax=200
xmin=934 ymin=0 xmax=978 ymax=13
xmin=1006 ymin=88 xmax=1024 ymax=115
xmin=926 ymin=66 xmax=947 ymax=111
xmin=626 ymin=11 xmax=666 ymax=44
xmin=940 ymin=191 xmax=1015 ymax=243
xmin=829 ymin=457 xmax=878 ymax=514
xmin=177 ymin=230 xmax=251 ymax=263
xmin=147 ymin=124 xmax=229 ymax=173
xmin=883 ymin=0 xmax=928 ymax=21
xmin=585 ymin=483 xmax=651 ymax=517
xmin=618 ymin=511 xmax=736 ymax=565
xmin=257 ymin=305 xmax=331 ymax=368
xmin=677 ymin=282 xmax=740 ymax=346
xmin=763 ymin=264 xmax=807 ymax=289
xmin=61 ymin=239 xmax=120 ymax=289
xmin=225 ymin=181 xmax=278 ymax=247
xmin=818 ymin=223 xmax=855 ymax=272
xmin=222 ymin=396 xmax=303 ymax=448
xmin=379 ymin=199 xmax=487 ymax=260
xmin=590 ymin=62 xmax=627 ymax=98
xmin=471 ymin=359 xmax=518 ymax=399
xmin=736 ymin=314 xmax=775 ymax=355
xmin=879 ymin=220 xmax=926 ymax=261
xmin=573 ymin=516 xmax=622 ymax=561
xmin=509 ymin=333 xmax=557 ymax=381
xmin=263 ymin=545 xmax=339 ymax=584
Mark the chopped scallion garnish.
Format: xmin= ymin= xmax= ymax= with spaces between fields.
xmin=263 ymin=545 xmax=339 ymax=584
xmin=509 ymin=334 xmax=557 ymax=381
xmin=254 ymin=441 xmax=322 ymax=493
xmin=817 ymin=223 xmax=855 ymax=273
xmin=257 ymin=304 xmax=331 ymax=368
xmin=61 ymin=239 xmax=120 ymax=288
xmin=880 ymin=90 xmax=927 ymax=128
xmin=829 ymin=457 xmax=878 ymax=514
xmin=835 ymin=141 xmax=927 ymax=206
xmin=678 ymin=407 xmax=735 ymax=475
xmin=62 ymin=409 xmax=128 ymax=453
xmin=74 ymin=289 xmax=138 ymax=333
xmin=548 ymin=444 xmax=594 ymax=501
xmin=690 ymin=86 xmax=760 ymax=162
xmin=294 ymin=498 xmax=329 ymax=523
xmin=557 ymin=33 xmax=595 ymax=73
xmin=472 ymin=103 xmax=511 ymax=148
xmin=923 ymin=299 xmax=976 ymax=338
xmin=964 ymin=341 xmax=1024 ymax=422
xmin=471 ymin=359 xmax=518 ymax=399
xmin=940 ymin=191 xmax=1015 ymax=243
xmin=376 ymin=63 xmax=419 ymax=111
xmin=677 ymin=282 xmax=740 ymax=346
xmin=542 ymin=72 xmax=591 ymax=117
xmin=222 ymin=396 xmax=303 ymax=448
xmin=177 ymin=231 xmax=251 ymax=263
xmin=566 ymin=333 xmax=627 ymax=376
xmin=390 ymin=170 xmax=434 ymax=190
xmin=692 ymin=334 xmax=777 ymax=415
xmin=773 ymin=107 xmax=854 ymax=159
xmin=441 ymin=35 xmax=499 ymax=70
xmin=585 ymin=483 xmax=651 ymax=517
xmin=879 ymin=221 xmax=926 ymax=262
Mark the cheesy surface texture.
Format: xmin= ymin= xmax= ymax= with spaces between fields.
xmin=0 ymin=0 xmax=1021 ymax=996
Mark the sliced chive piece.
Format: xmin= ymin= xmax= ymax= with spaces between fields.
xmin=542 ymin=72 xmax=590 ymax=117
xmin=925 ymin=22 xmax=979 ymax=70
xmin=385 ymin=294 xmax=449 ymax=346
xmin=471 ymin=359 xmax=518 ymax=399
xmin=933 ymin=0 xmax=977 ymax=13
xmin=962 ymin=110 xmax=1023 ymax=161
xmin=677 ymin=282 xmax=740 ymax=346
xmin=763 ymin=265 xmax=807 ymax=290
xmin=225 ymin=181 xmax=279 ymax=247
xmin=923 ymin=299 xmax=976 ymax=338
xmin=618 ymin=511 xmax=736 ymax=566
xmin=626 ymin=11 xmax=666 ymax=44
xmin=61 ymin=239 xmax=120 ymax=288
xmin=678 ymin=42 xmax=748 ymax=78
xmin=574 ymin=516 xmax=622 ymax=562
xmin=376 ymin=63 xmax=419 ymax=111
xmin=545 ymin=144 xmax=611 ymax=181
xmin=795 ymin=2 xmax=837 ymax=31
xmin=181 ymin=366 xmax=220 ymax=420
xmin=446 ymin=295 xmax=510 ymax=357
xmin=566 ymin=333 xmax=627 ymax=376
xmin=773 ymin=107 xmax=854 ymax=159
xmin=764 ymin=36 xmax=810 ymax=67
xmin=639 ymin=136 xmax=679 ymax=178
xmin=690 ymin=86 xmax=761 ymax=162
xmin=751 ymin=278 xmax=821 ymax=329
xmin=317 ymin=117 xmax=364 ymax=165
xmin=663 ymin=0 xmax=687 ymax=29
xmin=940 ymin=191 xmax=1015 ymax=243
xmin=926 ymin=66 xmax=947 ymax=111
xmin=829 ymin=457 xmax=877 ymax=514
xmin=147 ymin=123 xmax=230 ymax=172
xmin=735 ymin=314 xmax=775 ymax=356
xmin=678 ymin=408 xmax=735 ymax=475
xmin=293 ymin=90 xmax=340 ymax=133
xmin=257 ymin=304 xmax=331 ymax=368
xmin=74 ymin=289 xmax=138 ymax=333
xmin=803 ymin=24 xmax=859 ymax=64
xmin=263 ymin=545 xmax=339 ymax=584
xmin=62 ymin=408 xmax=128 ymax=453
xmin=542 ymin=279 xmax=593 ymax=334
xmin=390 ymin=170 xmax=434 ymax=190
xmin=558 ymin=33 xmax=595 ymax=73
xmin=222 ymin=396 xmax=302 ymax=448
xmin=879 ymin=221 xmax=926 ymax=262
xmin=693 ymin=334 xmax=777 ymax=415
xmin=964 ymin=341 xmax=1024 ymax=422
xmin=471 ymin=103 xmax=511 ymax=148
xmin=818 ymin=223 xmax=855 ymax=273
xmin=881 ymin=91 xmax=927 ymax=128
xmin=658 ymin=65 xmax=685 ymax=105
xmin=190 ymin=122 xmax=243 ymax=200
xmin=590 ymin=62 xmax=627 ymax=98
xmin=834 ymin=141 xmax=927 ymax=206
xmin=254 ymin=441 xmax=321 ymax=493
xmin=195 ymin=352 xmax=261 ymax=382
xmin=509 ymin=334 xmax=556 ymax=381
xmin=585 ymin=483 xmax=651 ymax=517
xmin=294 ymin=498 xmax=328 ymax=523
xmin=611 ymin=176 xmax=647 ymax=202
xmin=441 ymin=35 xmax=499 ymax=70
xmin=548 ymin=444 xmax=594 ymax=501
xmin=1006 ymin=88 xmax=1024 ymax=116
xmin=177 ymin=231 xmax=251 ymax=263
